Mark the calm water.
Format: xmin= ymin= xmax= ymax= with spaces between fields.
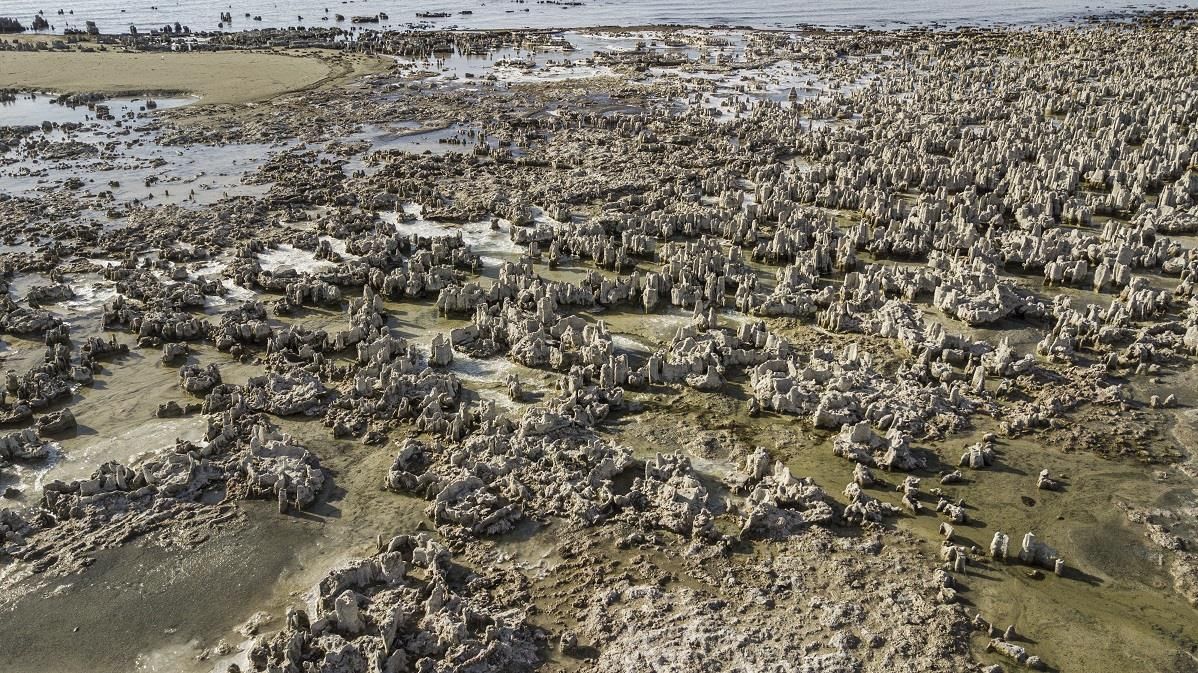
xmin=0 ymin=92 xmax=194 ymax=125
xmin=0 ymin=0 xmax=1193 ymax=33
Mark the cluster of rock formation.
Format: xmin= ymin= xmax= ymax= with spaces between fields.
xmin=4 ymin=9 xmax=1198 ymax=673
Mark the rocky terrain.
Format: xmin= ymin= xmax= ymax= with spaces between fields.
xmin=2 ymin=10 xmax=1198 ymax=673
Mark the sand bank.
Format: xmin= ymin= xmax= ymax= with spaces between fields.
xmin=0 ymin=49 xmax=388 ymax=104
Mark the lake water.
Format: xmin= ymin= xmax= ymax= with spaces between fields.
xmin=0 ymin=0 xmax=1193 ymax=34
xmin=0 ymin=92 xmax=194 ymax=126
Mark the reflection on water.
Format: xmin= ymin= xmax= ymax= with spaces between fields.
xmin=0 ymin=93 xmax=283 ymax=206
xmin=0 ymin=92 xmax=195 ymax=127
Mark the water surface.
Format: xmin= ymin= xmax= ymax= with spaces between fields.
xmin=1 ymin=0 xmax=1193 ymax=34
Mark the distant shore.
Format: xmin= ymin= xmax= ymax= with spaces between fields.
xmin=0 ymin=11 xmax=1184 ymax=106
xmin=0 ymin=47 xmax=391 ymax=104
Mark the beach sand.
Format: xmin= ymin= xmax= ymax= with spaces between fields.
xmin=0 ymin=48 xmax=390 ymax=104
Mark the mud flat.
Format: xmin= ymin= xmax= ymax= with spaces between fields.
xmin=2 ymin=10 xmax=1198 ymax=673
xmin=0 ymin=49 xmax=390 ymax=104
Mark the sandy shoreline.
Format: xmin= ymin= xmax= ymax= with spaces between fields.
xmin=0 ymin=49 xmax=391 ymax=104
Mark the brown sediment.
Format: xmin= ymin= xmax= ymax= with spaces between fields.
xmin=614 ymin=386 xmax=1198 ymax=673
xmin=0 ymin=49 xmax=391 ymax=105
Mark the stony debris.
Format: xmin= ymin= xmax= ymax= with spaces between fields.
xmin=247 ymin=534 xmax=541 ymax=673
